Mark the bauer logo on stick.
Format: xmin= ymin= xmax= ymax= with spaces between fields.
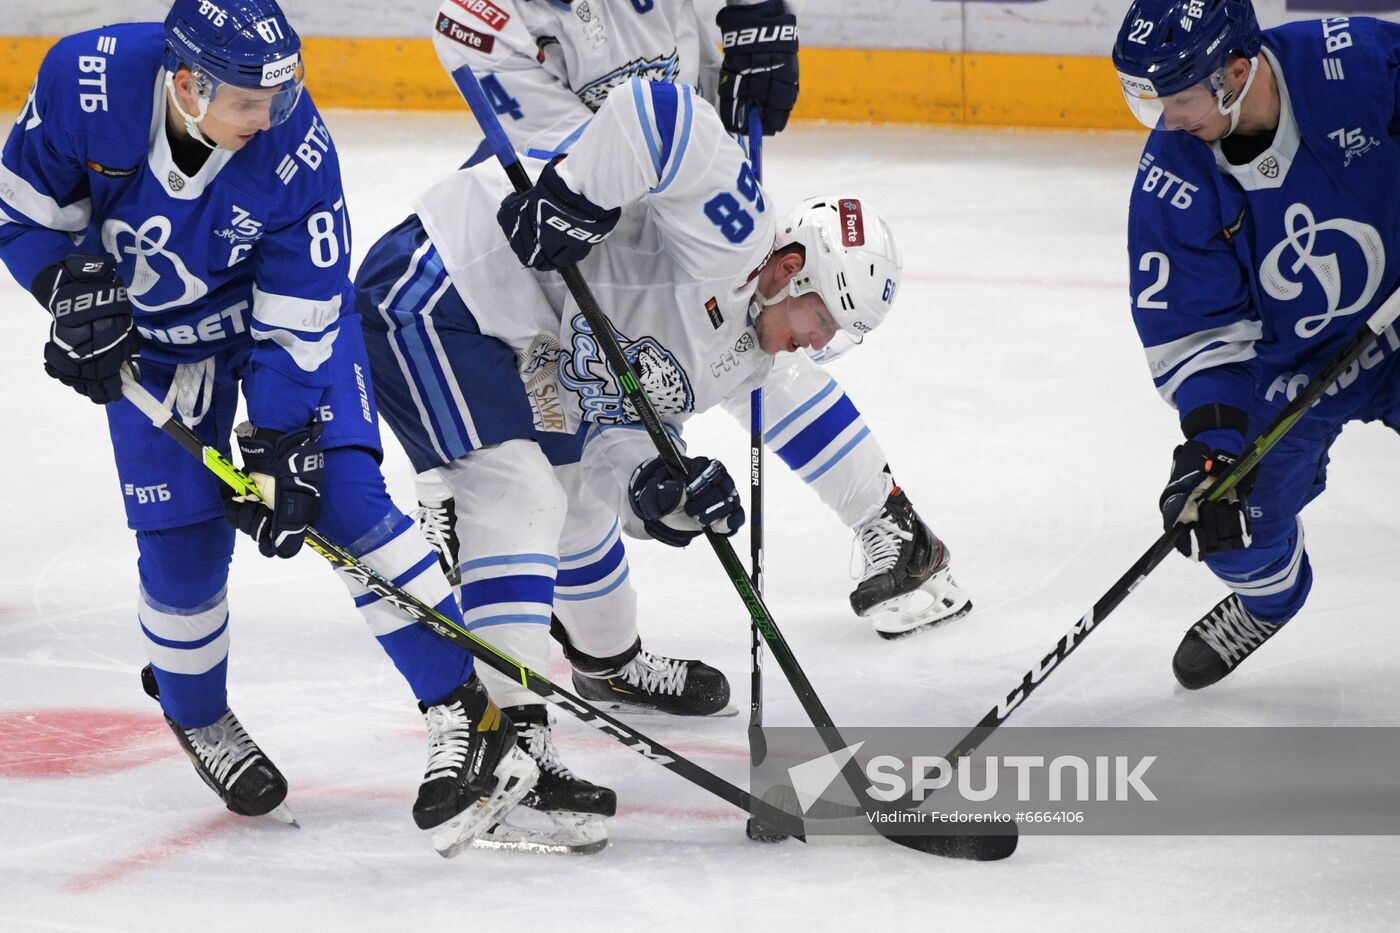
xmin=840 ymin=199 xmax=865 ymax=247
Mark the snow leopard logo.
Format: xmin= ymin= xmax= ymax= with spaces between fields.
xmin=575 ymin=50 xmax=681 ymax=111
xmin=558 ymin=313 xmax=694 ymax=424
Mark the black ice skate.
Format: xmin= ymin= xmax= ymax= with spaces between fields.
xmin=1173 ymin=594 xmax=1287 ymax=690
xmin=140 ymin=665 xmax=294 ymax=824
xmin=415 ymin=674 xmax=539 ymax=858
xmin=569 ymin=637 xmax=734 ymax=717
xmin=850 ymin=483 xmax=972 ymax=639
xmin=472 ymin=705 xmax=616 ymax=855
xmin=413 ymin=495 xmax=461 ymax=586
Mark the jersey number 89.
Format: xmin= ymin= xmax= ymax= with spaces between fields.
xmin=703 ymin=163 xmax=765 ymax=244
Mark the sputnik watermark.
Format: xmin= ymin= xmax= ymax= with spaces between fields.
xmin=787 ymin=743 xmax=1157 ymax=812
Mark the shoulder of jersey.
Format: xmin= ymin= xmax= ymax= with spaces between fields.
xmin=1130 ymin=128 xmax=1220 ymax=231
xmin=41 ymin=24 xmax=164 ymax=164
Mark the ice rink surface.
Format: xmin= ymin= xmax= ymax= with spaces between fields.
xmin=2 ymin=112 xmax=1399 ymax=932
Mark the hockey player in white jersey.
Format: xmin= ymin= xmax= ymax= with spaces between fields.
xmin=421 ymin=0 xmax=970 ymax=645
xmin=356 ymin=75 xmax=905 ymax=853
xmin=0 ymin=0 xmax=538 ymax=857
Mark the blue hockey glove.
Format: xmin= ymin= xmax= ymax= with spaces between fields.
xmin=1160 ymin=440 xmax=1255 ymax=560
xmin=629 ymin=456 xmax=745 ymax=548
xmin=497 ymin=159 xmax=620 ymax=272
xmin=716 ymin=0 xmax=799 ymax=135
xmin=33 ymin=255 xmax=137 ymax=405
xmin=224 ymin=421 xmax=325 ymax=559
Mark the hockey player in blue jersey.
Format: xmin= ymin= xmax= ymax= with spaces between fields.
xmin=0 ymin=0 xmax=539 ymax=857
xmin=1113 ymin=1 xmax=1400 ymax=689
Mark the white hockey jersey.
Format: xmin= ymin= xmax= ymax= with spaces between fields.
xmin=413 ymin=78 xmax=774 ymax=528
xmin=429 ymin=0 xmax=754 ymax=154
xmin=430 ymin=0 xmax=896 ymax=532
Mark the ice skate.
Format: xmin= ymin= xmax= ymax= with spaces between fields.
xmin=415 ymin=675 xmax=539 ymax=858
xmin=141 ymin=665 xmax=296 ymax=824
xmin=1173 ymin=594 xmax=1287 ymax=690
xmin=472 ymin=705 xmax=615 ymax=855
xmin=571 ymin=640 xmax=734 ymax=717
xmin=849 ymin=485 xmax=972 ymax=639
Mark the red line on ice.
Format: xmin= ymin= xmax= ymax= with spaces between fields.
xmin=62 ymin=812 xmax=242 ymax=893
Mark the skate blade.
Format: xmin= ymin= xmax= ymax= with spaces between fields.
xmin=265 ymin=802 xmax=300 ymax=827
xmin=431 ymin=747 xmax=540 ymax=859
xmin=589 ymin=700 xmax=739 ymax=719
xmin=471 ymin=810 xmax=609 ymax=855
xmin=872 ymin=586 xmax=973 ymax=640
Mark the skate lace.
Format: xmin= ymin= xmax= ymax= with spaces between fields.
xmin=412 ymin=503 xmax=454 ymax=560
xmin=185 ymin=711 xmax=259 ymax=785
xmin=1197 ymin=597 xmax=1275 ymax=663
xmin=622 ymin=648 xmax=688 ymax=696
xmin=519 ymin=720 xmax=574 ymax=779
xmin=851 ymin=517 xmax=912 ymax=582
xmin=423 ymin=701 xmax=473 ymax=781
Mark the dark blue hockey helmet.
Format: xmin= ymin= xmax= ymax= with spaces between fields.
xmin=164 ymin=0 xmax=304 ymax=134
xmin=1113 ymin=0 xmax=1262 ymax=129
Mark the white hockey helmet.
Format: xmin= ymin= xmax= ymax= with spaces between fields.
xmin=772 ymin=196 xmax=903 ymax=363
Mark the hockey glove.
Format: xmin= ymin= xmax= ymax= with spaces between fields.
xmin=716 ymin=0 xmax=799 ymax=135
xmin=1160 ymin=440 xmax=1256 ymax=561
xmin=224 ymin=421 xmax=325 ymax=559
xmin=629 ymin=456 xmax=745 ymax=548
xmin=33 ymin=255 xmax=137 ymax=405
xmin=497 ymin=159 xmax=620 ymax=272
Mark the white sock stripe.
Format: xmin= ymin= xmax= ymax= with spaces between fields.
xmin=361 ymin=601 xmax=421 ymax=637
xmin=138 ymin=591 xmax=230 ymax=642
xmin=143 ymin=627 xmax=230 ymax=675
xmin=462 ymin=601 xmax=553 ymax=627
xmin=1224 ymin=526 xmax=1306 ymax=598
xmin=458 ymin=555 xmax=560 ymax=586
xmin=361 ymin=523 xmax=445 ymax=584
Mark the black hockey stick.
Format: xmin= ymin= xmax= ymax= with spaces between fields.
xmin=457 ymin=69 xmax=1013 ymax=861
xmin=115 ymin=365 xmax=811 ymax=841
xmin=933 ymin=288 xmax=1400 ymax=767
xmin=741 ymin=108 xmax=785 ymax=843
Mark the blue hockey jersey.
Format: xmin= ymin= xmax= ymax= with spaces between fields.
xmin=1127 ymin=17 xmax=1400 ymax=436
xmin=0 ymin=23 xmax=352 ymax=432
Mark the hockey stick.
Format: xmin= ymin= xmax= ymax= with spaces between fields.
xmin=115 ymin=364 xmax=811 ymax=842
xmin=457 ymin=70 xmax=1014 ymax=861
xmin=934 ymin=288 xmax=1400 ymax=767
xmin=741 ymin=108 xmax=785 ymax=843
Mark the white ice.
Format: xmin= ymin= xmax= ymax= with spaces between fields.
xmin=1 ymin=113 xmax=1398 ymax=932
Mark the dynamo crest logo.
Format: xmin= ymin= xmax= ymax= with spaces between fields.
xmin=558 ymin=313 xmax=694 ymax=423
xmin=101 ymin=215 xmax=209 ymax=312
xmin=1259 ymin=202 xmax=1384 ymax=339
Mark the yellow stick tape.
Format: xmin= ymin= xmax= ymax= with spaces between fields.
xmin=0 ymin=37 xmax=1139 ymax=130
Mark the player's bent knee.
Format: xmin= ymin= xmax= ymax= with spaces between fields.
xmin=136 ymin=518 xmax=234 ymax=607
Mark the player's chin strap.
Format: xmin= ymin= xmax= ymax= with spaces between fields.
xmin=1215 ymin=55 xmax=1260 ymax=138
xmin=164 ymin=71 xmax=219 ymax=151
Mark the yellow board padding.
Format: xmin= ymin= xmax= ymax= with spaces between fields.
xmin=0 ymin=36 xmax=1139 ymax=130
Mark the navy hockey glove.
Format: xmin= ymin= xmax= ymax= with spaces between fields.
xmin=33 ymin=255 xmax=137 ymax=405
xmin=1160 ymin=440 xmax=1256 ymax=561
xmin=497 ymin=159 xmax=620 ymax=272
xmin=629 ymin=456 xmax=745 ymax=548
xmin=224 ymin=421 xmax=325 ymax=559
xmin=717 ymin=0 xmax=799 ymax=135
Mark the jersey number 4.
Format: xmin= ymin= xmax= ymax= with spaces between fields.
xmin=703 ymin=163 xmax=765 ymax=244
